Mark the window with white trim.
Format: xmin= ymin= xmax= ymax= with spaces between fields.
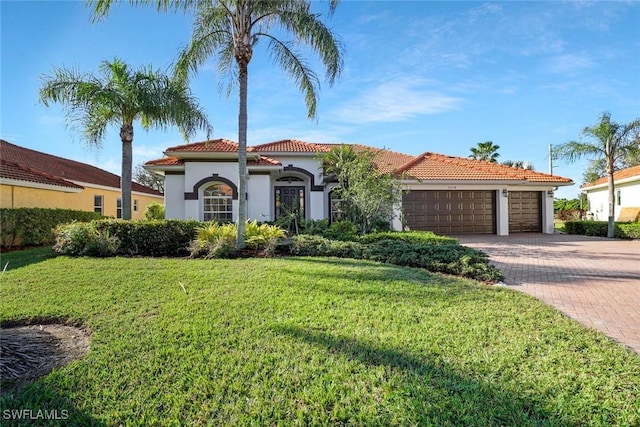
xmin=203 ymin=183 xmax=233 ymax=222
xmin=133 ymin=199 xmax=138 ymax=212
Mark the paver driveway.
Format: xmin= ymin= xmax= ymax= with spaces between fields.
xmin=457 ymin=234 xmax=640 ymax=354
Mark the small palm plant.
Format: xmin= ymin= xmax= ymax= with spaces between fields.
xmin=244 ymin=220 xmax=286 ymax=254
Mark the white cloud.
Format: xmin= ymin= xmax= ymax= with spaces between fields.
xmin=546 ymin=53 xmax=595 ymax=74
xmin=333 ymin=78 xmax=462 ymax=124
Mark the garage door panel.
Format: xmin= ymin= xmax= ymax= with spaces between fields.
xmin=509 ymin=191 xmax=541 ymax=233
xmin=403 ymin=190 xmax=496 ymax=235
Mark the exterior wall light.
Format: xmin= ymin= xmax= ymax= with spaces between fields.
xmin=502 ymin=189 xmax=509 ymax=197
xmin=547 ymin=190 xmax=554 ymax=198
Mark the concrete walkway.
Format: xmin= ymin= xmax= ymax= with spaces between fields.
xmin=457 ymin=234 xmax=640 ymax=354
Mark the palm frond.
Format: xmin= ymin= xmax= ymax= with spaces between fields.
xmin=264 ymin=35 xmax=320 ymax=119
xmin=174 ymin=5 xmax=232 ymax=83
xmin=274 ymin=8 xmax=344 ymax=84
xmin=554 ymin=140 xmax=603 ymax=163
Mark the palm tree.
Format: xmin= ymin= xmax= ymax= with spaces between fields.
xmin=469 ymin=141 xmax=500 ymax=162
xmin=91 ymin=1 xmax=343 ymax=248
xmin=501 ymin=160 xmax=535 ymax=170
xmin=40 ymin=58 xmax=212 ymax=220
xmin=555 ymin=112 xmax=640 ymax=238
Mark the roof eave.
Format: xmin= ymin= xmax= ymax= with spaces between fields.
xmin=0 ymin=178 xmax=83 ymax=193
xmin=256 ymin=151 xmax=321 ymax=157
xmin=248 ymin=165 xmax=282 ymax=171
xmin=581 ymin=175 xmax=640 ymax=190
xmin=163 ymin=151 xmax=259 ymax=160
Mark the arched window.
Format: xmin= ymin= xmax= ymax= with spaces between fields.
xmin=203 ymin=183 xmax=233 ymax=222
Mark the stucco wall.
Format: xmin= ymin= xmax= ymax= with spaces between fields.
xmin=247 ymin=174 xmax=272 ymax=221
xmin=0 ymin=183 xmax=162 ymax=219
xmin=585 ymin=180 xmax=640 ymax=220
xmin=164 ymin=174 xmax=185 ymax=219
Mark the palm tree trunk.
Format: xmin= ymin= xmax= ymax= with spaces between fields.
xmin=120 ymin=123 xmax=134 ymax=220
xmin=236 ymin=61 xmax=248 ymax=249
xmin=605 ymin=139 xmax=615 ymax=238
xmin=607 ymin=169 xmax=615 ymax=238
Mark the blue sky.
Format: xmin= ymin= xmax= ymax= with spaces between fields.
xmin=2 ymin=1 xmax=639 ymax=199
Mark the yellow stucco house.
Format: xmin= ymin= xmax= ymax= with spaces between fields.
xmin=0 ymin=139 xmax=163 ymax=218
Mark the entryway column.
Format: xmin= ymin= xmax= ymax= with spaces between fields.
xmin=496 ymin=189 xmax=509 ymax=236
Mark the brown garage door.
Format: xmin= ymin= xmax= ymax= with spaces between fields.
xmin=509 ymin=191 xmax=541 ymax=232
xmin=402 ymin=190 xmax=496 ymax=235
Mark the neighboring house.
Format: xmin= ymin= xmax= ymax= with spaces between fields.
xmin=581 ymin=165 xmax=640 ymax=221
xmin=145 ymin=139 xmax=573 ymax=235
xmin=0 ymin=139 xmax=163 ymax=219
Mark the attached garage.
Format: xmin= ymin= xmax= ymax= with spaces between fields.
xmin=508 ymin=191 xmax=542 ymax=232
xmin=402 ymin=190 xmax=496 ymax=235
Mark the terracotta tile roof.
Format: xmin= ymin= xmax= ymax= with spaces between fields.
xmin=145 ymin=139 xmax=573 ymax=185
xmin=395 ymin=152 xmax=573 ymax=184
xmin=165 ymin=139 xmax=255 ymax=153
xmin=253 ymin=139 xmax=330 ymax=153
xmin=0 ymin=139 xmax=162 ymax=196
xmin=249 ymin=156 xmax=282 ymax=166
xmin=145 ymin=155 xmax=281 ymax=167
xmin=145 ymin=157 xmax=183 ymax=166
xmin=581 ymin=165 xmax=640 ymax=189
xmin=0 ymin=158 xmax=83 ymax=190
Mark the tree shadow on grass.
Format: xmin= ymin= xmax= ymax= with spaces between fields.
xmin=1 ymin=380 xmax=105 ymax=426
xmin=0 ymin=247 xmax=56 ymax=271
xmin=273 ymin=324 xmax=578 ymax=426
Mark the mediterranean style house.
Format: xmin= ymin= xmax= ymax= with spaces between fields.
xmin=581 ymin=165 xmax=640 ymax=222
xmin=0 ymin=139 xmax=163 ymax=219
xmin=145 ymin=139 xmax=573 ymax=235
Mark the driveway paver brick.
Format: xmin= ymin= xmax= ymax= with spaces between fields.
xmin=458 ymin=234 xmax=640 ymax=354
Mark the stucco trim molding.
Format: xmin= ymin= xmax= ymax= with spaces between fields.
xmin=184 ymin=174 xmax=239 ymax=200
xmin=283 ymin=165 xmax=324 ymax=191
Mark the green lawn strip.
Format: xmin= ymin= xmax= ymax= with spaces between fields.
xmin=1 ymin=255 xmax=638 ymax=426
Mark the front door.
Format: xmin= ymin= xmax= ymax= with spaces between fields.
xmin=275 ymin=186 xmax=305 ymax=222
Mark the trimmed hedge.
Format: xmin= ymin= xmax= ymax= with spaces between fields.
xmin=564 ymin=220 xmax=640 ymax=239
xmin=289 ymin=234 xmax=502 ymax=282
xmin=1 ymin=208 xmax=102 ymax=248
xmin=359 ymin=230 xmax=458 ymax=245
xmin=53 ymin=222 xmax=503 ymax=282
xmin=54 ymin=219 xmax=201 ymax=257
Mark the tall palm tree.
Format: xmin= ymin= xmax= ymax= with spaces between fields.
xmin=469 ymin=141 xmax=500 ymax=162
xmin=40 ymin=58 xmax=212 ymax=219
xmin=91 ymin=1 xmax=343 ymax=248
xmin=555 ymin=112 xmax=640 ymax=238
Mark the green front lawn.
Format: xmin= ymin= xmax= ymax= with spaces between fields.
xmin=1 ymin=249 xmax=639 ymax=426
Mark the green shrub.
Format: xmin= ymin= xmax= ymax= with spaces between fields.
xmin=53 ymin=222 xmax=119 ymax=257
xmin=298 ymin=218 xmax=329 ymax=236
xmin=322 ymin=220 xmax=358 ymax=241
xmin=53 ymin=219 xmax=200 ymax=257
xmin=565 ymin=220 xmax=640 ymax=239
xmin=556 ymin=209 xmax=584 ymax=221
xmin=362 ymin=240 xmax=503 ymax=282
xmin=1 ymin=208 xmax=102 ymax=248
xmin=244 ymin=220 xmax=286 ymax=250
xmin=144 ymin=202 xmax=165 ymax=220
xmin=289 ymin=235 xmax=502 ymax=282
xmin=359 ymin=230 xmax=458 ymax=245
xmin=97 ymin=219 xmax=200 ymax=256
xmin=289 ymin=234 xmax=335 ymax=256
xmin=617 ymin=222 xmax=640 ymax=239
xmin=189 ymin=222 xmax=238 ymax=258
